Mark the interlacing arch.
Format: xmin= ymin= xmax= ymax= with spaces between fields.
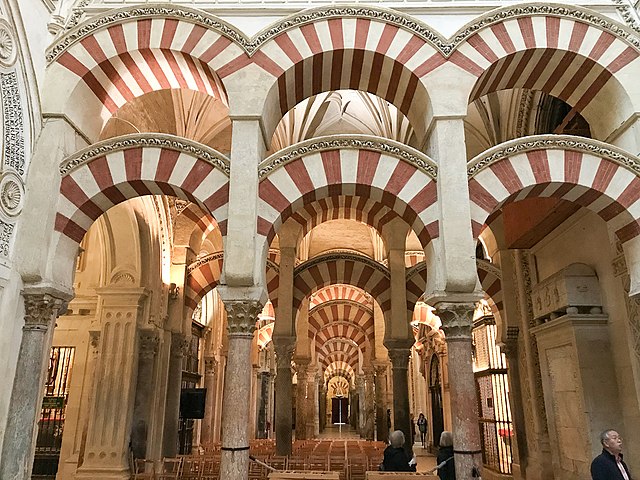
xmin=258 ymin=136 xmax=438 ymax=255
xmin=468 ymin=135 xmax=640 ymax=243
xmin=185 ymin=251 xmax=224 ymax=311
xmin=46 ymin=6 xmax=244 ymax=133
xmin=55 ymin=134 xmax=230 ymax=244
xmin=293 ymin=252 xmax=391 ymax=313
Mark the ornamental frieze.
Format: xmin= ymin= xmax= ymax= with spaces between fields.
xmin=259 ymin=135 xmax=437 ymax=180
xmin=59 ymin=133 xmax=231 ymax=176
xmin=1 ymin=72 xmax=24 ymax=175
xmin=467 ymin=135 xmax=640 ymax=178
xmin=49 ymin=3 xmax=640 ymax=65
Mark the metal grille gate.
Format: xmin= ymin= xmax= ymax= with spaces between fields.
xmin=33 ymin=346 xmax=75 ymax=477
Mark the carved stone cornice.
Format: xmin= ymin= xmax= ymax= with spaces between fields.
xmin=23 ymin=293 xmax=67 ymax=331
xmin=259 ymin=135 xmax=437 ymax=180
xmin=59 ymin=133 xmax=231 ymax=177
xmin=224 ymin=300 xmax=262 ymax=336
xmin=49 ymin=3 xmax=640 ymax=65
xmin=501 ymin=326 xmax=520 ymax=358
xmin=139 ymin=329 xmax=160 ymax=359
xmin=468 ymin=135 xmax=640 ymax=178
xmin=436 ymin=303 xmax=475 ymax=341
xmin=295 ymin=252 xmax=390 ymax=279
xmin=187 ymin=251 xmax=224 ymax=275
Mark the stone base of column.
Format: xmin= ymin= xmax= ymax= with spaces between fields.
xmin=75 ymin=466 xmax=130 ymax=480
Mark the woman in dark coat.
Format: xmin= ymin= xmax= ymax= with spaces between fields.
xmin=436 ymin=431 xmax=456 ymax=480
xmin=381 ymin=430 xmax=416 ymax=472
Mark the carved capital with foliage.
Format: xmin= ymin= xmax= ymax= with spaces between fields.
xmin=23 ymin=293 xmax=66 ymax=332
xmin=436 ymin=302 xmax=475 ymax=341
xmin=224 ymin=299 xmax=262 ymax=336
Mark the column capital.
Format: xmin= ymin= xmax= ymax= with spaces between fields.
xmin=23 ymin=292 xmax=67 ymax=331
xmin=273 ymin=336 xmax=296 ymax=370
xmin=223 ymin=299 xmax=262 ymax=336
xmin=139 ymin=329 xmax=160 ymax=359
xmin=500 ymin=325 xmax=520 ymax=357
xmin=372 ymin=362 xmax=388 ymax=376
xmin=204 ymin=356 xmax=218 ymax=375
xmin=435 ymin=302 xmax=476 ymax=341
xmin=171 ymin=332 xmax=191 ymax=358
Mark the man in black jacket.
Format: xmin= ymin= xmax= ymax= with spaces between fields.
xmin=591 ymin=429 xmax=632 ymax=480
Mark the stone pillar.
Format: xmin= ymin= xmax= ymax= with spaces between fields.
xmin=501 ymin=330 xmax=525 ymax=480
xmin=213 ymin=354 xmax=227 ymax=443
xmin=319 ymin=383 xmax=327 ymax=433
xmin=256 ymin=371 xmax=271 ymax=439
xmin=0 ymin=290 xmax=67 ymax=480
xmin=77 ymin=331 xmax=101 ymax=469
xmin=131 ymin=329 xmax=160 ymax=459
xmin=162 ymin=333 xmax=190 ymax=457
xmin=201 ymin=357 xmax=218 ymax=445
xmin=387 ymin=342 xmax=413 ymax=456
xmin=218 ymin=299 xmax=262 ymax=480
xmin=437 ymin=303 xmax=482 ymax=480
xmin=374 ymin=362 xmax=389 ymax=443
xmin=76 ymin=287 xmax=148 ymax=479
xmin=294 ymin=359 xmax=309 ymax=440
xmin=355 ymin=374 xmax=365 ymax=436
xmin=273 ymin=336 xmax=295 ymax=456
xmin=363 ymin=368 xmax=375 ymax=441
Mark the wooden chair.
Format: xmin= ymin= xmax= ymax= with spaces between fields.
xmin=132 ymin=458 xmax=155 ymax=480
xmin=201 ymin=457 xmax=220 ymax=480
xmin=180 ymin=456 xmax=203 ymax=480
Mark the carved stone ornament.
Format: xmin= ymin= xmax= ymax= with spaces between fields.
xmin=0 ymin=20 xmax=16 ymax=67
xmin=23 ymin=293 xmax=65 ymax=331
xmin=436 ymin=303 xmax=475 ymax=341
xmin=0 ymin=172 xmax=24 ymax=217
xmin=171 ymin=333 xmax=191 ymax=358
xmin=224 ymin=299 xmax=262 ymax=336
xmin=204 ymin=357 xmax=218 ymax=375
xmin=273 ymin=337 xmax=296 ymax=369
xmin=387 ymin=346 xmax=412 ymax=370
xmin=259 ymin=135 xmax=437 ymax=180
xmin=468 ymin=135 xmax=640 ymax=178
xmin=1 ymin=72 xmax=25 ymax=175
xmin=139 ymin=329 xmax=160 ymax=359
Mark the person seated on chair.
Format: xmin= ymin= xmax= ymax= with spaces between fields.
xmin=380 ymin=430 xmax=416 ymax=472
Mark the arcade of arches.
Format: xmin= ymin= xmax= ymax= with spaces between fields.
xmin=1 ymin=1 xmax=640 ymax=479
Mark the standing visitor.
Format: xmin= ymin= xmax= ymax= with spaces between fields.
xmin=417 ymin=413 xmax=428 ymax=448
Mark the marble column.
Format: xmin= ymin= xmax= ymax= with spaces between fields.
xmin=273 ymin=336 xmax=295 ymax=456
xmin=501 ymin=331 xmax=525 ymax=480
xmin=295 ymin=359 xmax=309 ymax=440
xmin=319 ymin=383 xmax=327 ymax=433
xmin=373 ymin=362 xmax=389 ymax=443
xmin=162 ymin=332 xmax=190 ymax=457
xmin=437 ymin=303 xmax=482 ymax=480
xmin=218 ymin=299 xmax=262 ymax=480
xmin=0 ymin=291 xmax=67 ymax=480
xmin=75 ymin=286 xmax=148 ymax=479
xmin=131 ymin=329 xmax=160 ymax=459
xmin=363 ymin=368 xmax=375 ymax=441
xmin=256 ymin=371 xmax=271 ymax=439
xmin=201 ymin=357 xmax=218 ymax=445
xmin=387 ymin=342 xmax=413 ymax=456
xmin=355 ymin=374 xmax=365 ymax=436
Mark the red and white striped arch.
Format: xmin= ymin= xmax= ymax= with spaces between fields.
xmin=318 ymin=342 xmax=360 ymax=369
xmin=314 ymin=320 xmax=372 ymax=353
xmin=257 ymin=321 xmax=275 ymax=350
xmin=257 ymin=17 xmax=440 ymax=137
xmin=309 ymin=284 xmax=372 ymax=309
xmin=266 ymin=259 xmax=280 ymax=309
xmin=185 ymin=252 xmax=224 ymax=311
xmin=293 ymin=253 xmax=391 ymax=314
xmin=258 ymin=146 xmax=438 ymax=250
xmin=324 ymin=361 xmax=355 ymax=382
xmin=468 ymin=138 xmax=640 ymax=243
xmin=309 ymin=303 xmax=375 ymax=345
xmin=459 ymin=16 xmax=638 ymax=81
xmin=477 ymin=260 xmax=504 ymax=323
xmin=406 ymin=262 xmax=428 ymax=318
xmin=48 ymin=9 xmax=243 ymax=129
xmin=289 ymin=195 xmax=403 ymax=239
xmin=55 ymin=137 xmax=230 ymax=244
xmin=175 ymin=203 xmax=219 ymax=252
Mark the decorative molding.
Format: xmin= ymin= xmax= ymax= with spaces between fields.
xmin=477 ymin=259 xmax=501 ymax=280
xmin=224 ymin=299 xmax=262 ymax=336
xmin=611 ymin=0 xmax=640 ymax=35
xmin=0 ymin=19 xmax=16 ymax=67
xmin=187 ymin=251 xmax=224 ymax=275
xmin=48 ymin=3 xmax=640 ymax=67
xmin=468 ymin=135 xmax=640 ymax=178
xmin=295 ymin=251 xmax=390 ymax=279
xmin=1 ymin=72 xmax=25 ymax=175
xmin=59 ymin=133 xmax=230 ymax=176
xmin=0 ymin=172 xmax=24 ymax=218
xmin=259 ymin=135 xmax=437 ymax=180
